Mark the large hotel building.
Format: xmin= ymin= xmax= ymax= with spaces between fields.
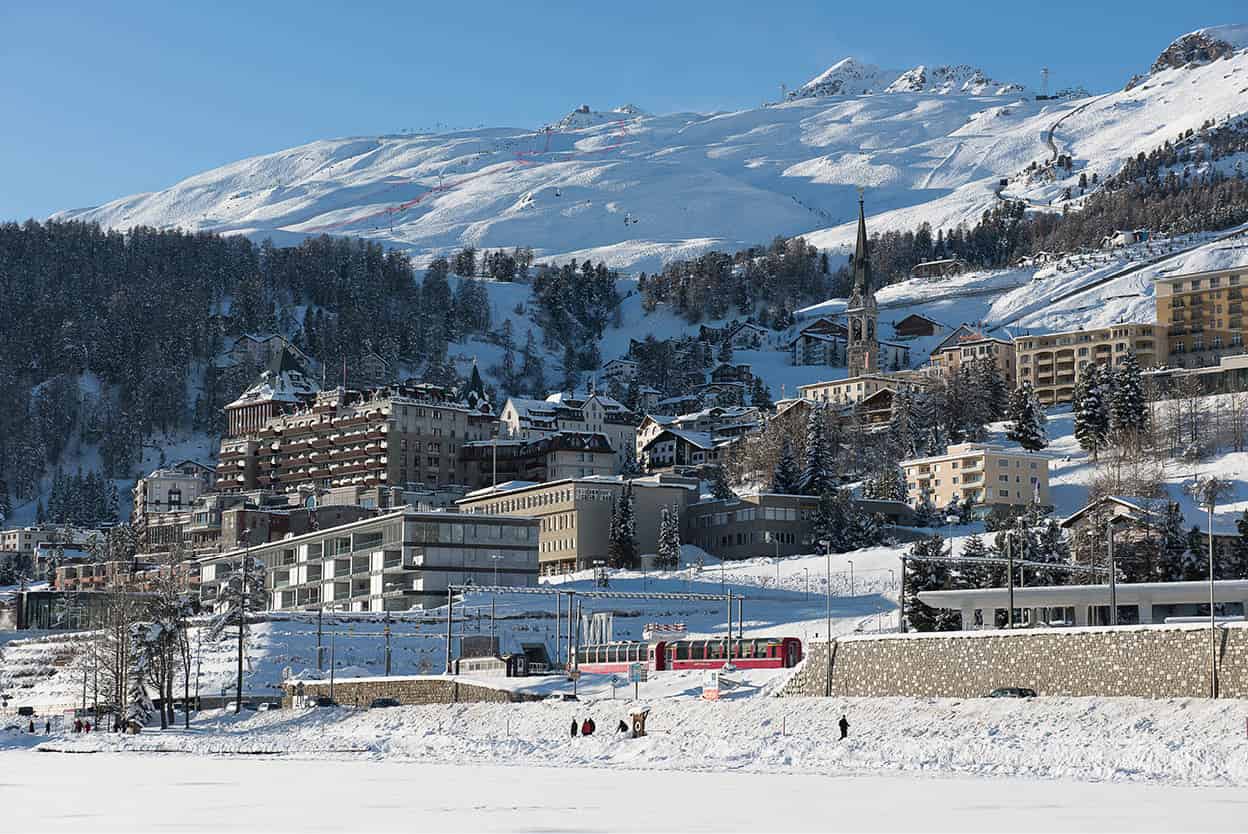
xmin=1154 ymin=265 xmax=1247 ymax=368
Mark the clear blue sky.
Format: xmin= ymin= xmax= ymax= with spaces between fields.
xmin=1 ymin=1 xmax=1240 ymax=220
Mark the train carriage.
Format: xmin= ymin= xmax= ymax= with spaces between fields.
xmin=576 ymin=637 xmax=801 ymax=674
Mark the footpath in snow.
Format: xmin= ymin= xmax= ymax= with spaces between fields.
xmin=17 ymin=694 xmax=1248 ymax=788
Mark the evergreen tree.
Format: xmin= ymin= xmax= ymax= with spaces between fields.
xmin=749 ymin=377 xmax=773 ymax=411
xmin=903 ymin=535 xmax=957 ymax=631
xmin=1006 ymin=381 xmax=1047 ymax=451
xmin=1073 ymin=363 xmax=1111 ymax=460
xmin=862 ymin=466 xmax=907 ymax=502
xmin=1110 ymin=352 xmax=1146 ymax=447
xmin=656 ymin=505 xmax=682 ymax=569
xmin=798 ymin=405 xmax=834 ymax=496
xmin=1224 ymin=509 xmax=1248 ymax=580
xmin=812 ymin=490 xmax=848 ymax=553
xmin=771 ymin=440 xmax=800 ymax=494
xmin=607 ymin=483 xmax=639 ymax=569
xmin=1155 ymin=501 xmax=1191 ymax=581
xmin=956 ymin=532 xmax=996 ymax=590
xmin=709 ymin=467 xmax=736 ymax=500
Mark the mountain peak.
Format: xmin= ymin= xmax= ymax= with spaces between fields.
xmin=790 ymin=59 xmax=1023 ymax=99
xmin=1151 ymin=25 xmax=1248 ymax=74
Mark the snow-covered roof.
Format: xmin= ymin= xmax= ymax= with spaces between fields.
xmin=1061 ymin=486 xmax=1246 ymax=538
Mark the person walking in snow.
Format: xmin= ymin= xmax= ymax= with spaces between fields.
xmin=84 ymin=721 xmax=91 ymax=733
xmin=581 ymin=718 xmax=595 ymax=736
xmin=570 ymin=718 xmax=578 ymax=738
xmin=74 ymin=719 xmax=82 ymax=734
xmin=44 ymin=718 xmax=50 ymax=734
xmin=838 ymin=714 xmax=849 ymax=740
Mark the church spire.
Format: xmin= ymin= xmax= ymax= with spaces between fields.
xmin=851 ymin=187 xmax=872 ymax=302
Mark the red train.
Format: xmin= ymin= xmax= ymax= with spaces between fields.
xmin=575 ymin=637 xmax=802 ymax=674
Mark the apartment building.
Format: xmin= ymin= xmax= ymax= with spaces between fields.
xmin=926 ymin=326 xmax=1016 ymax=388
xmin=0 ymin=526 xmax=100 ymax=565
xmin=132 ymin=460 xmax=216 ymax=522
xmin=498 ymin=392 xmax=639 ymax=470
xmin=685 ymin=493 xmax=917 ymax=561
xmin=901 ymin=443 xmax=1050 ymax=513
xmin=456 ymin=475 xmax=697 ymax=575
xmin=198 ymin=509 xmax=539 ymax=613
xmin=1014 ymin=324 xmax=1165 ymax=405
xmin=797 ymin=371 xmax=929 ymax=408
xmin=636 ymin=406 xmax=761 ymax=453
xmin=459 ymin=432 xmax=617 ymax=488
xmin=1155 ymin=266 xmax=1247 ymax=368
xmin=217 ymin=382 xmax=496 ymax=495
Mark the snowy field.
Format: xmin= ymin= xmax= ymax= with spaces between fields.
xmin=3 ymin=754 xmax=1244 ymax=833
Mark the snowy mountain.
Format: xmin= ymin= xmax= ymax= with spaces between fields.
xmin=51 ymin=27 xmax=1248 ymax=272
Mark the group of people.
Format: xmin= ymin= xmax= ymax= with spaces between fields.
xmin=569 ymin=717 xmax=634 ymax=737
xmin=72 ymin=718 xmax=93 ymax=733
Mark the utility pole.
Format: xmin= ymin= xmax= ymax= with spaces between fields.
xmin=737 ymin=597 xmax=744 ymax=641
xmin=1187 ymin=476 xmax=1231 ymax=698
xmin=445 ymin=587 xmax=454 ymax=674
xmin=236 ymin=529 xmax=251 ymax=710
xmin=726 ymin=588 xmax=733 ymax=664
xmin=823 ymin=541 xmax=833 ymax=696
xmin=317 ymin=606 xmax=324 ymax=672
xmin=899 ymin=556 xmax=907 ymax=634
xmin=1107 ymin=519 xmax=1118 ymax=626
xmin=329 ymin=630 xmax=337 ymax=701
xmin=384 ymin=613 xmax=392 ymax=677
xmin=848 ymin=560 xmax=855 ymax=597
xmin=1006 ymin=534 xmax=1016 ymax=629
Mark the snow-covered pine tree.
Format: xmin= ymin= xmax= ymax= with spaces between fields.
xmin=656 ymin=505 xmax=682 ymax=569
xmin=1074 ymin=363 xmax=1110 ymax=460
xmin=902 ymin=535 xmax=956 ymax=631
xmin=709 ymin=467 xmax=736 ymax=500
xmin=1155 ymin=501 xmax=1191 ymax=581
xmin=798 ymin=405 xmax=834 ymax=496
xmin=811 ymin=489 xmax=848 ymax=553
xmin=973 ymin=356 xmax=1009 ymax=424
xmin=956 ymin=532 xmax=995 ymax=590
xmin=886 ymin=388 xmax=917 ymax=459
xmin=1006 ymin=381 xmax=1048 ymax=451
xmin=1224 ymin=509 xmax=1248 ymax=580
xmin=125 ymin=622 xmax=155 ymax=728
xmin=607 ymin=483 xmax=639 ymax=569
xmin=1110 ymin=352 xmax=1146 ymax=448
xmin=771 ymin=440 xmax=800 ymax=495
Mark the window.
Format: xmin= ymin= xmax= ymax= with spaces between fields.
xmin=999 ymin=475 xmax=1009 ymax=483
xmin=999 ymin=489 xmax=1009 ymax=498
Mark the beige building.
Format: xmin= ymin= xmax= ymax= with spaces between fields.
xmin=901 ymin=443 xmax=1050 ymax=512
xmin=1013 ymin=323 xmax=1165 ymax=405
xmin=797 ymin=371 xmax=928 ymax=407
xmin=1155 ymin=266 xmax=1246 ymax=368
xmin=132 ymin=460 xmax=216 ymax=522
xmin=926 ymin=327 xmax=1016 ymax=388
xmin=456 ymin=475 xmax=697 ymax=575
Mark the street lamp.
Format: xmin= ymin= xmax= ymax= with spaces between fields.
xmin=1186 ymin=475 xmax=1232 ymax=698
xmin=819 ymin=539 xmax=832 ymax=697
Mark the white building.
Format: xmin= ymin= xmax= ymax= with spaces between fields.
xmin=132 ymin=460 xmax=216 ymax=521
xmin=499 ymin=392 xmax=638 ymax=470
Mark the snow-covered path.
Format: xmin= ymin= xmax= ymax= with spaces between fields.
xmin=3 ymin=753 xmax=1243 ymax=832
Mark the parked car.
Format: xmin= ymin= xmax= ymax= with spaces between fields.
xmin=16 ymin=706 xmax=35 ymax=717
xmin=369 ymin=698 xmax=401 ymax=709
xmin=256 ymin=702 xmax=278 ymax=712
xmin=310 ymin=696 xmax=338 ymax=708
xmin=988 ymin=687 xmax=1037 ymax=698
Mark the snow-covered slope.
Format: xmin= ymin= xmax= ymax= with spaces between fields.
xmin=51 ymin=28 xmax=1248 ymax=272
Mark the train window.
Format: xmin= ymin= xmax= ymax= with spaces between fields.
xmin=676 ymin=643 xmax=689 ymax=660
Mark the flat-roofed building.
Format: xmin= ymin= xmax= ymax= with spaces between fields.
xmin=1155 ymin=265 xmax=1247 ymax=368
xmin=198 ymin=508 xmax=539 ymax=613
xmin=901 ymin=442 xmax=1050 ymax=513
xmin=1014 ymin=324 xmax=1165 ymax=405
xmin=456 ymin=475 xmax=697 ymax=575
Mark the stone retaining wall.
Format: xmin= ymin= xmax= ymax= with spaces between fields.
xmin=782 ymin=625 xmax=1248 ymax=698
xmin=283 ymin=676 xmax=543 ymax=707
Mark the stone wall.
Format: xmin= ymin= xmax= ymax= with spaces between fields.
xmin=782 ymin=624 xmax=1248 ymax=699
xmin=283 ymin=676 xmax=543 ymax=708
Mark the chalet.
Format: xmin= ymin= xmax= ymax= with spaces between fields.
xmin=639 ymin=429 xmax=731 ymax=472
xmin=909 ymin=258 xmax=968 ymax=279
xmin=892 ymin=313 xmax=945 ymax=340
xmin=1060 ymin=491 xmax=1239 ymax=553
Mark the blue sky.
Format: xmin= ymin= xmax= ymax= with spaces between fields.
xmin=1 ymin=1 xmax=1240 ymax=220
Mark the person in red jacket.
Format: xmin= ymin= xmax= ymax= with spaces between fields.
xmin=581 ymin=718 xmax=595 ymax=736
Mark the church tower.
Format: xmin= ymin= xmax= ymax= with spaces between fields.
xmin=845 ymin=190 xmax=879 ymax=378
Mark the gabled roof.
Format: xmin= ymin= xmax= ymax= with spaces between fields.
xmin=1060 ymin=489 xmax=1244 ymax=537
xmin=894 ymin=312 xmax=946 ymax=328
xmin=642 ymin=428 xmax=719 ymax=451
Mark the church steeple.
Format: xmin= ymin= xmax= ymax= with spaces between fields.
xmin=849 ymin=189 xmax=874 ymax=307
xmin=846 ymin=188 xmax=879 ymax=378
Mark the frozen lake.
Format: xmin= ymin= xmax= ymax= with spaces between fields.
xmin=3 ymin=752 xmax=1245 ymax=832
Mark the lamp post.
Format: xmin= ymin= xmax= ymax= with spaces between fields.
xmin=803 ymin=567 xmax=809 ymax=602
xmin=887 ymin=568 xmax=895 ymax=590
xmin=1186 ymin=476 xmax=1231 ymax=698
xmin=847 ymin=560 xmax=854 ymax=597
xmin=236 ymin=527 xmax=252 ymax=711
xmin=820 ymin=540 xmax=833 ymax=697
xmin=1107 ymin=518 xmax=1118 ymax=626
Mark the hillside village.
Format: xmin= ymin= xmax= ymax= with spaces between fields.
xmin=5 ymin=19 xmax=1248 ymax=829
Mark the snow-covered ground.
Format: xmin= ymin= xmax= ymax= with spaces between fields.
xmin=5 ymin=754 xmax=1242 ymax=833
